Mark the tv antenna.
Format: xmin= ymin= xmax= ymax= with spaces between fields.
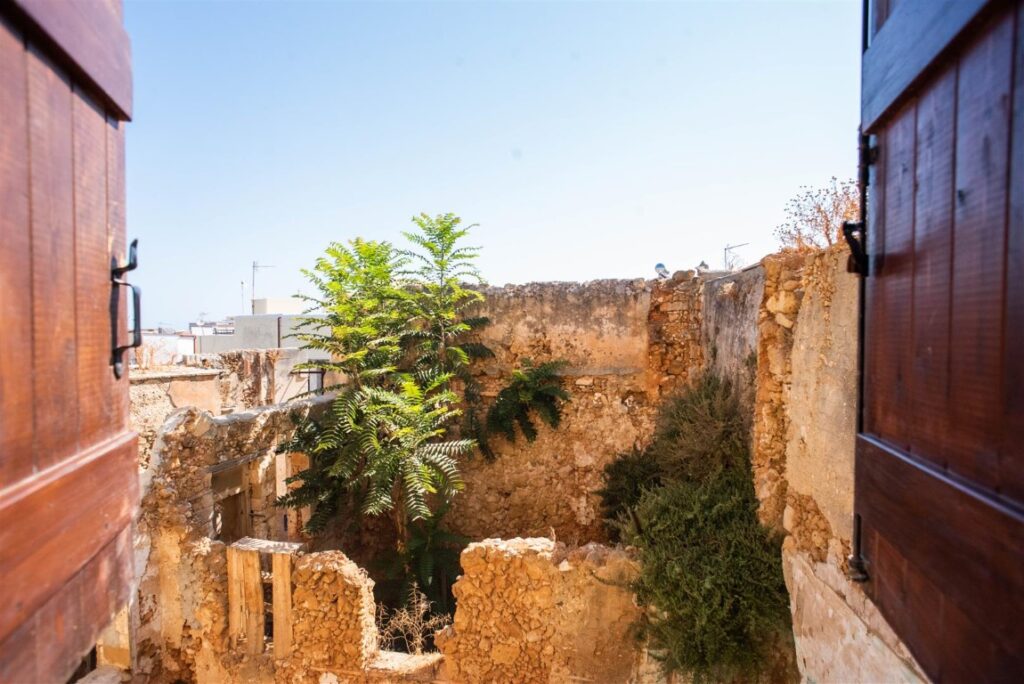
xmin=251 ymin=261 xmax=275 ymax=314
xmin=723 ymin=242 xmax=749 ymax=271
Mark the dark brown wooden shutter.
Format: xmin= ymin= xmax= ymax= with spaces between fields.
xmin=0 ymin=1 xmax=137 ymax=681
xmin=856 ymin=0 xmax=1024 ymax=680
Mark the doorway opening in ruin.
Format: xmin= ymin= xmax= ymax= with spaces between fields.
xmin=213 ymin=465 xmax=251 ymax=543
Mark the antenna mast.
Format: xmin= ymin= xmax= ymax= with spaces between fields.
xmin=723 ymin=242 xmax=750 ymax=271
xmin=251 ymin=261 xmax=275 ymax=314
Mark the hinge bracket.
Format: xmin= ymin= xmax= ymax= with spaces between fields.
xmin=845 ymin=131 xmax=877 ymax=276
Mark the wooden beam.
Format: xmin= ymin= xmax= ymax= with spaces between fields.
xmin=231 ymin=537 xmax=304 ymax=555
xmin=240 ymin=550 xmax=263 ymax=654
xmin=272 ymin=552 xmax=294 ymax=659
xmin=226 ymin=541 xmax=265 ymax=654
xmin=226 ymin=545 xmax=241 ymax=646
xmin=208 ymin=452 xmax=263 ymax=475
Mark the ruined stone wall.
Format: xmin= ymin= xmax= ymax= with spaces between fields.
xmin=752 ymin=252 xmax=806 ymax=530
xmin=129 ymin=349 xmax=314 ymax=470
xmin=751 ymin=246 xmax=926 ymax=683
xmin=121 ymin=247 xmax=929 ymax=683
xmin=436 ymin=538 xmax=642 ymax=683
xmin=290 ymin=552 xmax=378 ymax=672
xmin=130 ymin=368 xmax=223 ymax=469
xmin=449 ymin=277 xmax=704 ymax=543
xmin=130 ymin=398 xmax=330 ymax=682
xmin=126 ymin=396 xmax=456 ymax=684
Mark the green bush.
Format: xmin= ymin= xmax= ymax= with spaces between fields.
xmin=596 ymin=447 xmax=661 ymax=542
xmin=646 ymin=372 xmax=749 ymax=483
xmin=629 ymin=472 xmax=789 ymax=682
xmin=601 ymin=373 xmax=791 ymax=682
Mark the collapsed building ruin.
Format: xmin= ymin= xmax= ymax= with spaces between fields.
xmin=92 ymin=245 xmax=925 ymax=683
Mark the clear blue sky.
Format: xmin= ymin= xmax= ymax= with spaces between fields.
xmin=125 ymin=0 xmax=861 ymax=328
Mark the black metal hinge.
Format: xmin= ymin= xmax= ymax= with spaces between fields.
xmin=847 ymin=513 xmax=870 ymax=583
xmin=844 ymin=221 xmax=868 ymax=275
xmin=111 ymin=239 xmax=142 ymax=378
xmin=845 ymin=132 xmax=877 ymax=276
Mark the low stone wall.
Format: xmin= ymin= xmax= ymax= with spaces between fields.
xmin=436 ymin=538 xmax=642 ymax=683
xmin=291 ymin=552 xmax=379 ymax=672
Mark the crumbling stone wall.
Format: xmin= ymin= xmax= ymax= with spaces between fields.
xmin=752 ymin=252 xmax=806 ymax=530
xmin=436 ymin=538 xmax=642 ymax=683
xmin=130 ymin=368 xmax=223 ymax=469
xmin=128 ymin=396 xmax=454 ymax=684
xmin=648 ymin=272 xmax=705 ymax=397
xmin=290 ymin=552 xmax=378 ymax=672
xmin=131 ymin=398 xmax=330 ymax=682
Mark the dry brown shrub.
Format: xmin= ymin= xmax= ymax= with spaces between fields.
xmin=375 ymin=586 xmax=451 ymax=654
xmin=775 ymin=177 xmax=859 ymax=253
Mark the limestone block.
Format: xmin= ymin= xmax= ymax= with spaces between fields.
xmin=784 ymin=550 xmax=925 ymax=683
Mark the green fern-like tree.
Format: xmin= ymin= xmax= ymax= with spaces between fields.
xmin=399 ymin=213 xmax=494 ymax=454
xmin=400 ymin=213 xmax=492 ymax=374
xmin=289 ymin=238 xmax=409 ymax=389
xmin=485 ymin=359 xmax=570 ymax=443
xmin=278 ymin=216 xmax=490 ymax=563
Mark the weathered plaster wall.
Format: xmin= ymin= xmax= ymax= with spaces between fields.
xmin=450 ymin=277 xmax=704 ymax=543
xmin=183 ymin=349 xmax=319 ymax=412
xmin=436 ymin=538 xmax=642 ymax=683
xmin=702 ymin=265 xmax=764 ymax=408
xmin=784 ymin=248 xmax=857 ymax=542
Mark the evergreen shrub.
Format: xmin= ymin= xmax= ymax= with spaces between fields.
xmin=599 ymin=373 xmax=791 ymax=682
